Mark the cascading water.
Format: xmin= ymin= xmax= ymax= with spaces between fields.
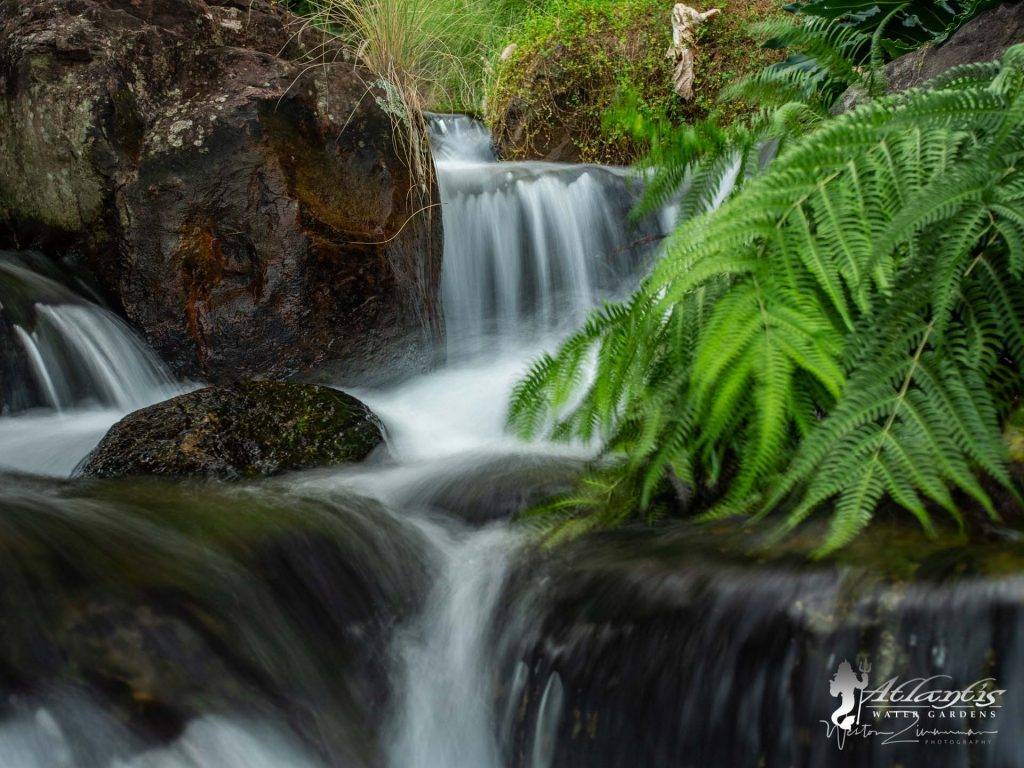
xmin=0 ymin=256 xmax=179 ymax=476
xmin=329 ymin=115 xmax=664 ymax=768
xmin=0 ymin=114 xmax=1017 ymax=768
xmin=431 ymin=114 xmax=665 ymax=356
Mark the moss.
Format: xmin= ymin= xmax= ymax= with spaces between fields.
xmin=1005 ymin=405 xmax=1024 ymax=464
xmin=79 ymin=381 xmax=384 ymax=480
xmin=484 ymin=0 xmax=782 ymax=164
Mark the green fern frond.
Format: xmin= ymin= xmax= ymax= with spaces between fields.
xmin=511 ymin=44 xmax=1024 ymax=550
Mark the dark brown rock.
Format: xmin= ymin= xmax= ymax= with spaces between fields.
xmin=62 ymin=599 xmax=265 ymax=739
xmin=836 ymin=2 xmax=1024 ymax=112
xmin=78 ymin=380 xmax=384 ymax=479
xmin=0 ymin=0 xmax=443 ymax=383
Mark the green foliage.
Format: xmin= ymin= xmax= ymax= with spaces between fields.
xmin=622 ymin=15 xmax=870 ymax=223
xmin=509 ymin=46 xmax=1024 ymax=553
xmin=791 ymin=0 xmax=1000 ymax=57
xmin=724 ymin=15 xmax=878 ymax=110
xmin=280 ymin=0 xmax=527 ymax=113
xmin=484 ymin=0 xmax=782 ymax=164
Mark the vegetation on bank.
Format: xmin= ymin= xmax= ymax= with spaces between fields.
xmin=510 ymin=11 xmax=1024 ymax=553
xmin=281 ymin=0 xmax=533 ymax=113
xmin=484 ymin=0 xmax=781 ymax=163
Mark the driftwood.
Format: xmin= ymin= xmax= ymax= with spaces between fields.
xmin=665 ymin=4 xmax=720 ymax=100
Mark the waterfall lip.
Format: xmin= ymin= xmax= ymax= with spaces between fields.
xmin=435 ymin=159 xmax=644 ymax=191
xmin=0 ymin=259 xmax=88 ymax=325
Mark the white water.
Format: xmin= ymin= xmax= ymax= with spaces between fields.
xmin=0 ymin=705 xmax=321 ymax=768
xmin=0 ymin=116 xmax=670 ymax=766
xmin=300 ymin=116 xmax=658 ymax=768
xmin=0 ymin=261 xmax=180 ymax=475
xmin=384 ymin=522 xmax=521 ymax=768
xmin=433 ymin=114 xmax=664 ymax=357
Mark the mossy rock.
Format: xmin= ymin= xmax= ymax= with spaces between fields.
xmin=484 ymin=0 xmax=782 ymax=165
xmin=78 ymin=381 xmax=384 ymax=480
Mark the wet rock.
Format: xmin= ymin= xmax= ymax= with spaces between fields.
xmin=835 ymin=2 xmax=1024 ymax=112
xmin=0 ymin=0 xmax=443 ymax=383
xmin=497 ymin=524 xmax=1024 ymax=768
xmin=385 ymin=452 xmax=585 ymax=525
xmin=78 ymin=381 xmax=384 ymax=479
xmin=0 ymin=474 xmax=432 ymax=759
xmin=61 ymin=599 xmax=266 ymax=741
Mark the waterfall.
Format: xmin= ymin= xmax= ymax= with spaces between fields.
xmin=384 ymin=522 xmax=521 ymax=768
xmin=15 ymin=304 xmax=174 ymax=412
xmin=0 ymin=257 xmax=180 ymax=476
xmin=303 ymin=115 xmax=666 ymax=768
xmin=11 ymin=113 xmax=998 ymax=768
xmin=0 ymin=259 xmax=176 ymax=414
xmin=431 ymin=114 xmax=666 ymax=357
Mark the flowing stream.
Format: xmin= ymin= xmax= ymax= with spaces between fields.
xmin=0 ymin=115 xmax=667 ymax=767
xmin=322 ymin=115 xmax=668 ymax=768
xmin=1 ymin=117 xmax=1020 ymax=768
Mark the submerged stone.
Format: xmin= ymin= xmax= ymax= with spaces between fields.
xmin=78 ymin=381 xmax=384 ymax=480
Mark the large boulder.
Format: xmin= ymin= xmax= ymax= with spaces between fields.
xmin=835 ymin=2 xmax=1024 ymax=112
xmin=0 ymin=0 xmax=443 ymax=383
xmin=78 ymin=380 xmax=384 ymax=479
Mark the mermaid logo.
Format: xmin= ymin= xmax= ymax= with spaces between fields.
xmin=829 ymin=659 xmax=871 ymax=732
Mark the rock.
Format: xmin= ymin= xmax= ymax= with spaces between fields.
xmin=0 ymin=474 xmax=433 ymax=759
xmin=378 ymin=452 xmax=584 ymax=525
xmin=61 ymin=599 xmax=266 ymax=740
xmin=496 ymin=524 xmax=1024 ymax=768
xmin=0 ymin=0 xmax=443 ymax=383
xmin=78 ymin=381 xmax=384 ymax=479
xmin=835 ymin=2 xmax=1024 ymax=112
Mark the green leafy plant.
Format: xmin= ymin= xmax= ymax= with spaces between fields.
xmin=510 ymin=46 xmax=1024 ymax=553
xmin=621 ymin=15 xmax=872 ymax=227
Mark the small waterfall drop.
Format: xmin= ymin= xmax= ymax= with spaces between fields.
xmin=0 ymin=256 xmax=180 ymax=475
xmin=384 ymin=522 xmax=521 ymax=768
xmin=14 ymin=304 xmax=174 ymax=412
xmin=431 ymin=114 xmax=666 ymax=356
xmin=1 ymin=259 xmax=176 ymax=414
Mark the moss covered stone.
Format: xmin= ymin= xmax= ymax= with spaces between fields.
xmin=484 ymin=0 xmax=781 ymax=164
xmin=79 ymin=381 xmax=384 ymax=480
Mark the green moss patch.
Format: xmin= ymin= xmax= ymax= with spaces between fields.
xmin=485 ymin=0 xmax=782 ymax=164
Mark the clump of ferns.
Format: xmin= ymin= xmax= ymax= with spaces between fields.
xmin=510 ymin=46 xmax=1024 ymax=554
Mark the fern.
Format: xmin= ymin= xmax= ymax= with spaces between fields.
xmin=621 ymin=16 xmax=876 ymax=234
xmin=509 ymin=46 xmax=1024 ymax=552
xmin=724 ymin=16 xmax=874 ymax=110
